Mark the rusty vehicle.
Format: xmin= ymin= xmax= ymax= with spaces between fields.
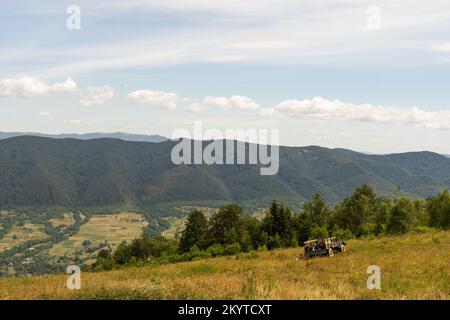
xmin=302 ymin=237 xmax=346 ymax=259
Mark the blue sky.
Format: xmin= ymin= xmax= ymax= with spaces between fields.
xmin=2 ymin=0 xmax=450 ymax=153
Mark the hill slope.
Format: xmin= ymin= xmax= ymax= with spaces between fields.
xmin=1 ymin=231 xmax=448 ymax=299
xmin=1 ymin=136 xmax=450 ymax=209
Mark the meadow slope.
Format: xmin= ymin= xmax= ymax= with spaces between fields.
xmin=0 ymin=231 xmax=449 ymax=300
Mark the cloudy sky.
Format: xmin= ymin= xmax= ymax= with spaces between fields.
xmin=2 ymin=0 xmax=450 ymax=153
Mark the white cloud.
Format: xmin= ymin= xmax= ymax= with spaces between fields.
xmin=4 ymin=1 xmax=450 ymax=78
xmin=186 ymin=102 xmax=206 ymax=113
xmin=0 ymin=77 xmax=77 ymax=98
xmin=187 ymin=95 xmax=260 ymax=112
xmin=433 ymin=42 xmax=450 ymax=52
xmin=38 ymin=111 xmax=51 ymax=116
xmin=64 ymin=119 xmax=81 ymax=124
xmin=127 ymin=90 xmax=181 ymax=110
xmin=260 ymin=97 xmax=450 ymax=130
xmin=80 ymin=85 xmax=115 ymax=106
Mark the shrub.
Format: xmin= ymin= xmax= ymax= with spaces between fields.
xmin=222 ymin=243 xmax=241 ymax=255
xmin=206 ymin=243 xmax=225 ymax=257
xmin=332 ymin=228 xmax=353 ymax=241
xmin=309 ymin=226 xmax=329 ymax=239
xmin=413 ymin=226 xmax=435 ymax=234
xmin=357 ymin=222 xmax=376 ymax=237
xmin=189 ymin=246 xmax=211 ymax=260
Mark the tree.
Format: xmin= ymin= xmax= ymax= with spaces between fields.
xmin=242 ymin=217 xmax=264 ymax=250
xmin=292 ymin=212 xmax=313 ymax=244
xmin=302 ymin=193 xmax=330 ymax=227
xmin=113 ymin=242 xmax=132 ymax=265
xmin=373 ymin=198 xmax=393 ymax=235
xmin=262 ymin=200 xmax=294 ymax=248
xmin=334 ymin=184 xmax=379 ymax=235
xmin=95 ymin=249 xmax=114 ymax=270
xmin=208 ymin=204 xmax=243 ymax=246
xmin=179 ymin=209 xmax=209 ymax=253
xmin=428 ymin=189 xmax=450 ymax=229
xmin=142 ymin=236 xmax=178 ymax=257
xmin=388 ymin=198 xmax=415 ymax=234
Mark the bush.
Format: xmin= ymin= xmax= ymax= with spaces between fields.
xmin=223 ymin=243 xmax=241 ymax=255
xmin=189 ymin=246 xmax=212 ymax=260
xmin=206 ymin=244 xmax=225 ymax=257
xmin=82 ymin=240 xmax=91 ymax=247
xmin=309 ymin=226 xmax=329 ymax=239
xmin=413 ymin=226 xmax=435 ymax=234
xmin=357 ymin=222 xmax=376 ymax=237
xmin=332 ymin=228 xmax=353 ymax=241
xmin=94 ymin=251 xmax=115 ymax=271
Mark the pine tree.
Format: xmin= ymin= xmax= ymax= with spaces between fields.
xmin=262 ymin=200 xmax=294 ymax=247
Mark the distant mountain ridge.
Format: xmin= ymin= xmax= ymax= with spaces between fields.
xmin=1 ymin=136 xmax=450 ymax=211
xmin=0 ymin=132 xmax=168 ymax=143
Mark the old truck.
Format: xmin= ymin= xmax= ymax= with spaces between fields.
xmin=302 ymin=237 xmax=346 ymax=259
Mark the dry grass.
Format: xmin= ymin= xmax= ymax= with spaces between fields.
xmin=0 ymin=231 xmax=449 ymax=300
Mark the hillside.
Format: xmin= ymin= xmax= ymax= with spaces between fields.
xmin=1 ymin=136 xmax=450 ymax=210
xmin=1 ymin=231 xmax=448 ymax=299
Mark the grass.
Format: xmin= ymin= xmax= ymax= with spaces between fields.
xmin=49 ymin=212 xmax=148 ymax=257
xmin=0 ymin=231 xmax=449 ymax=300
xmin=0 ymin=223 xmax=48 ymax=251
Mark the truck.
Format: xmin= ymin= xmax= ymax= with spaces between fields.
xmin=302 ymin=237 xmax=346 ymax=259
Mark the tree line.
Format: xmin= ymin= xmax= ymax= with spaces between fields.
xmin=94 ymin=185 xmax=450 ymax=270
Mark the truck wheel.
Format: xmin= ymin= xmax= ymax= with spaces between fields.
xmin=328 ymin=248 xmax=334 ymax=257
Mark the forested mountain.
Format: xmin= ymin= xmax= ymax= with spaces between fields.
xmin=0 ymin=136 xmax=449 ymax=209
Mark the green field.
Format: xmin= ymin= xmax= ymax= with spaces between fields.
xmin=1 ymin=231 xmax=448 ymax=300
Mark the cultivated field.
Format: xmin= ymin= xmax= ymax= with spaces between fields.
xmin=49 ymin=213 xmax=76 ymax=229
xmin=0 ymin=231 xmax=448 ymax=299
xmin=0 ymin=223 xmax=48 ymax=252
xmin=49 ymin=212 xmax=148 ymax=257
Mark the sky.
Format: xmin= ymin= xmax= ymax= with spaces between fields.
xmin=1 ymin=0 xmax=450 ymax=154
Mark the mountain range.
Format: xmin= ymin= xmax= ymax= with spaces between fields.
xmin=0 ymin=136 xmax=449 ymax=211
xmin=0 ymin=132 xmax=167 ymax=143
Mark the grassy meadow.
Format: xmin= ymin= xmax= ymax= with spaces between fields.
xmin=0 ymin=230 xmax=448 ymax=300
